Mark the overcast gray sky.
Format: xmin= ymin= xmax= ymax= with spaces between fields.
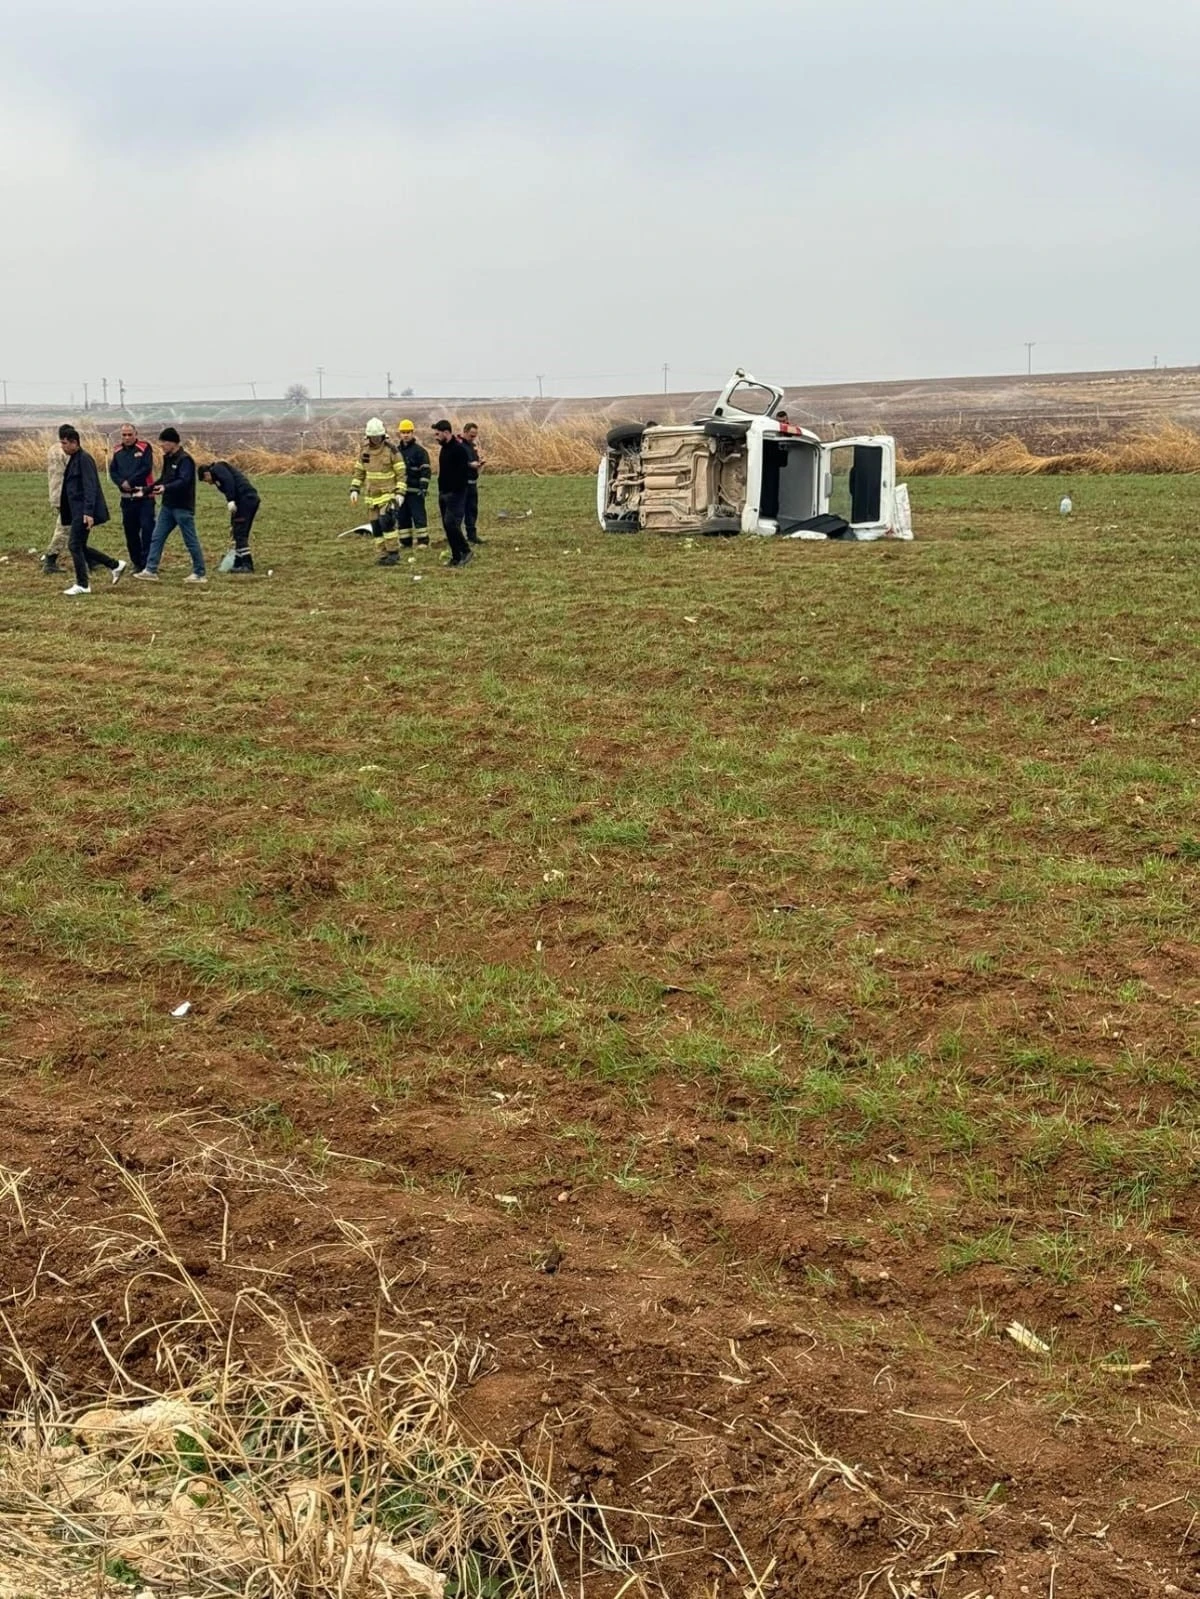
xmin=1 ymin=0 xmax=1195 ymax=402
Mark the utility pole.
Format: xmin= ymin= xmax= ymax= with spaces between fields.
xmin=1153 ymin=355 xmax=1159 ymax=370
xmin=249 ymin=381 xmax=257 ymax=400
xmin=662 ymin=362 xmax=669 ymax=394
xmin=101 ymin=377 xmax=108 ymax=406
xmin=317 ymin=365 xmax=325 ymax=399
xmin=1024 ymin=342 xmax=1035 ymax=376
xmin=83 ymin=381 xmax=89 ymax=410
xmin=118 ymin=378 xmax=126 ymax=409
xmin=536 ymin=374 xmax=544 ymax=399
xmin=386 ymin=371 xmax=395 ymax=399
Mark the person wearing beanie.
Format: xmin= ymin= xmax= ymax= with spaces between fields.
xmin=432 ymin=420 xmax=472 ymax=567
xmin=395 ymin=420 xmax=431 ymax=547
xmin=200 ymin=460 xmax=260 ymax=574
xmin=134 ymin=427 xmax=207 ymax=583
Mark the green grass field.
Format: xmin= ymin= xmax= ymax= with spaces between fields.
xmin=1 ymin=469 xmax=1199 ymax=1595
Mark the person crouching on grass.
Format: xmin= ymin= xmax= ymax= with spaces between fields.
xmin=134 ymin=427 xmax=207 ymax=583
xmin=58 ymin=427 xmax=126 ymax=596
xmin=200 ymin=460 xmax=260 ymax=574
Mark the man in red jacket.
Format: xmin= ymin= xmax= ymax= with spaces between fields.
xmin=109 ymin=423 xmax=156 ymax=572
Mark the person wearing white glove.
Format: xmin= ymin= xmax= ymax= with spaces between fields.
xmin=199 ymin=460 xmax=261 ymax=574
xmin=348 ymin=417 xmax=408 ymax=566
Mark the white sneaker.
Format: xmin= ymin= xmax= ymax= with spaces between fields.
xmin=132 ymin=569 xmax=159 ymax=582
xmin=112 ymin=560 xmax=127 ymax=585
xmin=184 ymin=573 xmax=208 ymax=584
xmin=63 ymin=584 xmax=91 ymax=596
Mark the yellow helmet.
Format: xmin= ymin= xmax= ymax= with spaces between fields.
xmin=398 ymin=419 xmax=415 ymax=433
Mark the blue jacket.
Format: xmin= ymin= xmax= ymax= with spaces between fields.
xmin=59 ymin=449 xmax=110 ymax=527
xmin=109 ymin=441 xmax=155 ymax=498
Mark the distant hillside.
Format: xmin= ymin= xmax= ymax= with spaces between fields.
xmin=4 ymin=366 xmax=1200 ymax=453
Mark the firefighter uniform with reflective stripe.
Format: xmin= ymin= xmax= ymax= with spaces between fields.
xmin=350 ymin=439 xmax=407 ymax=554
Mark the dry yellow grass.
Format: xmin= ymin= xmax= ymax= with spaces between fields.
xmin=7 ymin=419 xmax=1200 ymax=478
xmin=0 ymin=1146 xmax=663 ymax=1599
xmin=0 ymin=422 xmax=604 ymax=479
xmin=898 ymin=422 xmax=1200 ymax=477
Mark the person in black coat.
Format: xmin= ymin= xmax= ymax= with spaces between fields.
xmin=109 ymin=423 xmax=156 ymax=571
xmin=395 ymin=420 xmax=431 ymax=546
xmin=200 ymin=460 xmax=260 ymax=574
xmin=432 ymin=420 xmax=472 ymax=567
xmin=58 ymin=428 xmax=125 ymax=596
xmin=459 ymin=422 xmax=485 ymax=545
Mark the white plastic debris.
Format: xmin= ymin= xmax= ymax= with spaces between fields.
xmin=1006 ymin=1321 xmax=1050 ymax=1356
xmin=1059 ymin=496 xmax=1073 ymax=515
xmin=170 ymin=1002 xmax=191 ymax=1018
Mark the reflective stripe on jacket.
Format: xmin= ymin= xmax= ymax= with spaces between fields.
xmin=350 ymin=439 xmax=406 ymax=507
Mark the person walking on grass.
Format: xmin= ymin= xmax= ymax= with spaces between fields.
xmin=460 ymin=422 xmax=485 ymax=545
xmin=108 ymin=422 xmax=156 ymax=572
xmin=200 ymin=460 xmax=260 ymax=573
xmin=395 ymin=420 xmax=431 ymax=546
xmin=432 ymin=420 xmax=473 ymax=568
xmin=41 ymin=424 xmax=75 ymax=575
xmin=134 ymin=427 xmax=207 ymax=584
xmin=58 ymin=427 xmax=126 ymax=597
xmin=349 ymin=417 xmax=407 ymax=566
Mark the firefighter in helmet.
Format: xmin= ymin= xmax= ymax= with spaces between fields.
xmin=349 ymin=417 xmax=407 ymax=565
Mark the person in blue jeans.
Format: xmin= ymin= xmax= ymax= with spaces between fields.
xmin=134 ymin=427 xmax=207 ymax=583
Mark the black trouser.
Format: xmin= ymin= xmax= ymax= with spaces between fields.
xmin=438 ymin=490 xmax=470 ymax=561
xmin=465 ymin=481 xmax=479 ymax=540
xmin=396 ymin=491 xmax=428 ymax=532
xmin=68 ymin=517 xmax=118 ymax=587
xmin=231 ymin=494 xmax=260 ymax=551
xmin=120 ymin=496 xmax=155 ymax=569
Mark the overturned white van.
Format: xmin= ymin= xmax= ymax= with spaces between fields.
xmin=597 ymin=369 xmax=912 ymax=540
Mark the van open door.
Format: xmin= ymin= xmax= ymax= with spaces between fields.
xmin=712 ymin=368 xmax=785 ymax=424
xmin=819 ymin=437 xmax=897 ymax=539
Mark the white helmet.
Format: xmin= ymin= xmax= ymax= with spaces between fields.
xmin=364 ymin=417 xmax=386 ymax=438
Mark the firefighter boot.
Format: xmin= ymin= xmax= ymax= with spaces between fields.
xmin=232 ymin=551 xmax=255 ymax=574
xmin=377 ymin=550 xmax=401 ymax=566
xmin=42 ymin=553 xmax=61 ymax=575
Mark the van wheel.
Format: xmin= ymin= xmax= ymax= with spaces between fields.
xmin=699 ymin=516 xmax=741 ymax=536
xmin=606 ymin=423 xmax=646 ymax=448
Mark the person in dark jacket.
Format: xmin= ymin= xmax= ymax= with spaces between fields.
xmin=200 ymin=460 xmax=260 ymax=574
xmin=134 ymin=427 xmax=207 ymax=583
xmin=432 ymin=421 xmax=472 ymax=567
xmin=395 ymin=420 xmax=431 ymax=546
xmin=58 ymin=427 xmax=125 ymax=596
xmin=109 ymin=422 xmax=156 ymax=571
xmin=459 ymin=422 xmax=485 ymax=545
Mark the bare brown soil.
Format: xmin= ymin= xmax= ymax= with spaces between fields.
xmin=2 ymin=472 xmax=1199 ymax=1595
xmin=3 ymin=895 xmax=1198 ymax=1596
